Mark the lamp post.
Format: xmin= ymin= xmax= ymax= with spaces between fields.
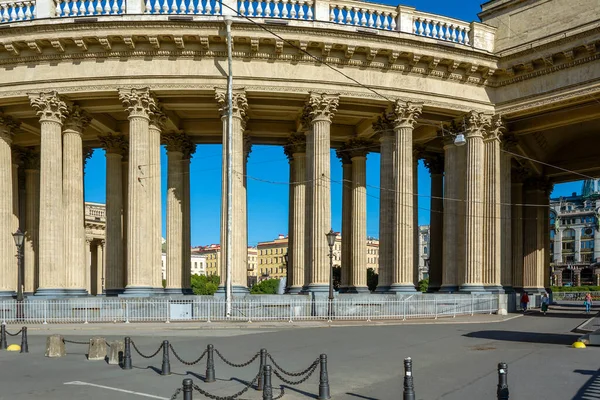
xmin=12 ymin=229 xmax=25 ymax=321
xmin=326 ymin=229 xmax=336 ymax=319
xmin=284 ymin=251 xmax=289 ymax=294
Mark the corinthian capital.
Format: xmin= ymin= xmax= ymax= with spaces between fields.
xmin=373 ymin=114 xmax=394 ymax=139
xmin=149 ymin=102 xmax=167 ymax=130
xmin=21 ymin=148 xmax=40 ymax=170
xmin=99 ymin=133 xmax=127 ymax=156
xmin=215 ymin=88 xmax=249 ymax=121
xmin=64 ymin=105 xmax=92 ymax=132
xmin=161 ymin=132 xmax=187 ymax=153
xmin=484 ymin=114 xmax=505 ymax=141
xmin=305 ymin=93 xmax=339 ymax=123
xmin=29 ymin=91 xmax=68 ymax=124
xmin=423 ymin=154 xmax=444 ymax=175
xmin=390 ymin=100 xmax=422 ymax=129
xmin=182 ymin=137 xmax=197 ymax=160
xmin=118 ymin=88 xmax=155 ymax=118
xmin=465 ymin=111 xmax=491 ymax=138
xmin=284 ymin=133 xmax=307 ymax=159
xmin=0 ymin=114 xmax=20 ymax=144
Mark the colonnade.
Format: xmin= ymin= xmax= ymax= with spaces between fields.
xmin=0 ymin=90 xmax=552 ymax=297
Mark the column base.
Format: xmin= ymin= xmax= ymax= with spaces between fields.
xmin=63 ymin=288 xmax=89 ymax=297
xmin=345 ymin=286 xmax=370 ymax=293
xmin=215 ymin=285 xmax=250 ymax=295
xmin=338 ymin=286 xmax=348 ymax=294
xmin=522 ymin=287 xmax=546 ymax=294
xmin=302 ymin=283 xmax=330 ymax=293
xmin=459 ymin=284 xmax=487 ymax=293
xmin=427 ymin=285 xmax=441 ymax=293
xmin=287 ymin=286 xmax=303 ymax=294
xmin=502 ymin=285 xmax=515 ymax=294
xmin=105 ymin=289 xmax=125 ymax=297
xmin=484 ymin=285 xmax=505 ymax=294
xmin=164 ymin=288 xmax=193 ymax=295
xmin=438 ymin=285 xmax=459 ymax=293
xmin=120 ymin=286 xmax=156 ymax=297
xmin=374 ymin=285 xmax=390 ymax=293
xmin=0 ymin=290 xmax=16 ymax=297
xmin=388 ymin=284 xmax=416 ymax=293
xmin=34 ymin=288 xmax=66 ymax=297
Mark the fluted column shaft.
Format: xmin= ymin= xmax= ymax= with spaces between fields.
xmin=286 ymin=152 xmax=295 ymax=292
xmin=523 ymin=182 xmax=546 ymax=292
xmin=0 ymin=118 xmax=16 ymax=296
xmin=122 ymin=155 xmax=129 ymax=287
xmin=460 ymin=113 xmax=487 ymax=292
xmin=166 ymin=146 xmax=184 ymax=293
xmin=119 ymin=88 xmax=154 ymax=295
xmin=339 ymin=157 xmax=352 ymax=292
xmin=441 ymin=142 xmax=458 ymax=292
xmin=149 ymin=116 xmax=163 ymax=292
xmin=303 ymin=128 xmax=314 ymax=290
xmin=500 ymin=148 xmax=513 ymax=291
xmin=285 ymin=135 xmax=306 ymax=294
xmin=216 ymin=89 xmax=249 ymax=293
xmin=101 ymin=135 xmax=126 ymax=295
xmin=375 ymin=128 xmax=394 ymax=292
xmin=63 ymin=107 xmax=90 ymax=295
xmin=96 ymin=241 xmax=104 ymax=295
xmin=482 ymin=132 xmax=502 ymax=292
xmin=554 ymin=229 xmax=563 ymax=263
xmin=85 ymin=238 xmax=92 ymax=294
xmin=24 ymin=161 xmax=40 ymax=294
xmin=575 ymin=226 xmax=582 ymax=263
xmin=30 ymin=92 xmax=67 ymax=296
xmin=511 ymin=181 xmax=524 ymax=290
xmin=349 ymin=154 xmax=368 ymax=292
xmin=182 ymin=155 xmax=192 ymax=292
xmin=424 ymin=155 xmax=443 ymax=292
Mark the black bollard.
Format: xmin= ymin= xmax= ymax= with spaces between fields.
xmin=318 ymin=354 xmax=331 ymax=400
xmin=205 ymin=344 xmax=215 ymax=383
xmin=497 ymin=362 xmax=509 ymax=400
xmin=403 ymin=357 xmax=415 ymax=400
xmin=262 ymin=365 xmax=273 ymax=400
xmin=123 ymin=337 xmax=132 ymax=370
xmin=257 ymin=348 xmax=267 ymax=390
xmin=182 ymin=378 xmax=193 ymax=400
xmin=20 ymin=327 xmax=28 ymax=353
xmin=0 ymin=324 xmax=7 ymax=350
xmin=161 ymin=340 xmax=171 ymax=376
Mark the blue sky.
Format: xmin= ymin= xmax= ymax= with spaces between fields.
xmin=83 ymin=0 xmax=582 ymax=246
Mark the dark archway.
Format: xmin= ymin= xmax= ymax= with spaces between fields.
xmin=562 ymin=269 xmax=574 ymax=286
xmin=581 ymin=268 xmax=594 ymax=286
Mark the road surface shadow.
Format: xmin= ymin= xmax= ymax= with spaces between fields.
xmin=464 ymin=330 xmax=578 ymax=345
xmin=526 ymin=311 xmax=594 ymax=319
xmin=573 ymin=368 xmax=600 ymax=399
xmin=346 ymin=393 xmax=379 ymax=400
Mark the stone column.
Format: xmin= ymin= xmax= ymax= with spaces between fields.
xmin=374 ymin=116 xmax=394 ymax=293
xmin=482 ymin=116 xmax=503 ymax=293
xmin=284 ymin=133 xmax=306 ymax=294
xmin=523 ymin=178 xmax=546 ymax=293
xmin=243 ymin=135 xmax=251 ymax=287
xmin=500 ymin=134 xmax=514 ymax=292
xmin=413 ymin=147 xmax=422 ymax=286
xmin=97 ymin=240 xmax=105 ymax=295
xmin=304 ymin=93 xmax=339 ymax=292
xmin=30 ymin=92 xmax=68 ymax=296
xmin=99 ymin=134 xmax=126 ymax=295
xmin=346 ymin=139 xmax=370 ymax=293
xmin=511 ymin=175 xmax=525 ymax=290
xmin=85 ymin=238 xmax=92 ymax=294
xmin=390 ymin=101 xmax=422 ymax=292
xmin=575 ymin=268 xmax=581 ymax=287
xmin=163 ymin=132 xmax=186 ymax=294
xmin=460 ymin=111 xmax=489 ymax=293
xmin=336 ymin=149 xmax=352 ymax=293
xmin=440 ymin=137 xmax=458 ymax=292
xmin=215 ymin=89 xmax=250 ymax=294
xmin=63 ymin=105 xmax=91 ymax=296
xmin=0 ymin=115 xmax=19 ymax=296
xmin=121 ymin=142 xmax=129 ymax=288
xmin=11 ymin=151 xmax=20 ymax=232
xmin=119 ymin=88 xmax=155 ymax=296
xmin=424 ymin=155 xmax=444 ymax=292
xmin=554 ymin=229 xmax=563 ymax=264
xmin=149 ymin=108 xmax=165 ymax=293
xmin=182 ymin=139 xmax=195 ymax=293
xmin=22 ymin=150 xmax=40 ymax=294
xmin=575 ymin=226 xmax=582 ymax=263
xmin=594 ymin=220 xmax=600 ymax=263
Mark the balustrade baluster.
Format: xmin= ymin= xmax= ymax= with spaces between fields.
xmin=103 ymin=0 xmax=110 ymax=14
xmin=450 ymin=25 xmax=457 ymax=42
xmin=145 ymin=0 xmax=151 ymax=12
xmin=289 ymin=0 xmax=296 ymax=19
xmin=16 ymin=2 xmax=24 ymax=19
xmin=77 ymin=0 xmax=84 ymax=15
xmin=281 ymin=0 xmax=288 ymax=18
xmin=180 ymin=0 xmax=187 ymax=14
xmin=161 ymin=0 xmax=167 ymax=13
xmin=431 ymin=21 xmax=438 ymax=38
xmin=171 ymin=0 xmax=177 ymax=13
xmin=298 ymin=0 xmax=304 ymax=19
xmin=383 ymin=12 xmax=389 ymax=30
xmin=264 ymin=0 xmax=271 ymax=17
xmin=111 ymin=0 xmax=117 ymax=13
xmin=249 ymin=0 xmax=256 ymax=17
xmin=443 ymin=22 xmax=450 ymax=40
xmin=367 ymin=10 xmax=374 ymax=27
xmin=360 ymin=8 xmax=366 ymax=26
xmin=375 ymin=10 xmax=382 ymax=28
xmin=87 ymin=0 xmax=94 ymax=14
xmin=328 ymin=6 xmax=334 ymax=22
xmin=464 ymin=27 xmax=470 ymax=45
xmin=120 ymin=0 xmax=125 ymax=13
xmin=239 ymin=0 xmax=246 ymax=15
xmin=214 ymin=0 xmax=220 ymax=15
xmin=25 ymin=2 xmax=32 ymax=19
xmin=344 ymin=6 xmax=350 ymax=24
xmin=1 ymin=4 xmax=7 ymax=21
xmin=351 ymin=7 xmax=357 ymax=25
xmin=424 ymin=19 xmax=431 ymax=36
xmin=390 ymin=12 xmax=396 ymax=30
xmin=203 ymin=0 xmax=210 ymax=14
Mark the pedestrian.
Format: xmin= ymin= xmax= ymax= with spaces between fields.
xmin=541 ymin=293 xmax=549 ymax=315
xmin=520 ymin=292 xmax=529 ymax=314
xmin=584 ymin=292 xmax=593 ymax=314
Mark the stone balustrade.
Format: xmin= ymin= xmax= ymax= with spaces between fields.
xmin=85 ymin=203 xmax=106 ymax=222
xmin=0 ymin=0 xmax=496 ymax=51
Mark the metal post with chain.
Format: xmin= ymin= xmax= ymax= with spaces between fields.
xmin=20 ymin=326 xmax=28 ymax=353
xmin=403 ymin=357 xmax=415 ymax=400
xmin=123 ymin=337 xmax=132 ymax=370
xmin=205 ymin=344 xmax=216 ymax=382
xmin=1 ymin=324 xmax=7 ymax=349
xmin=182 ymin=378 xmax=193 ymax=400
xmin=318 ymin=354 xmax=330 ymax=400
xmin=161 ymin=340 xmax=171 ymax=376
xmin=262 ymin=365 xmax=273 ymax=400
xmin=497 ymin=362 xmax=509 ymax=400
xmin=257 ymin=348 xmax=267 ymax=390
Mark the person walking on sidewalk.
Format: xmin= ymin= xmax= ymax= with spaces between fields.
xmin=541 ymin=293 xmax=549 ymax=315
xmin=584 ymin=292 xmax=593 ymax=314
xmin=520 ymin=292 xmax=529 ymax=314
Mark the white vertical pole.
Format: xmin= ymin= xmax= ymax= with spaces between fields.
xmin=224 ymin=15 xmax=234 ymax=318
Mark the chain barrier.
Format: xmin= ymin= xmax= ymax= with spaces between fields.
xmin=170 ymin=344 xmax=208 ymax=366
xmin=267 ymin=354 xmax=319 ymax=377
xmin=215 ymin=349 xmax=260 ymax=368
xmin=170 ymin=388 xmax=182 ymax=400
xmin=131 ymin=341 xmax=164 ymax=359
xmin=6 ymin=329 xmax=22 ymax=337
xmin=272 ymin=363 xmax=318 ymax=386
xmin=192 ymin=370 xmax=261 ymax=400
xmin=62 ymin=338 xmax=89 ymax=345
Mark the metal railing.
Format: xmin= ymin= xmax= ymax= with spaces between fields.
xmin=552 ymin=291 xmax=600 ymax=301
xmin=0 ymin=295 xmax=498 ymax=324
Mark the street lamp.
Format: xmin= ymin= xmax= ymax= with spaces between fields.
xmin=12 ymin=229 xmax=25 ymax=320
xmin=326 ymin=229 xmax=336 ymax=319
xmin=284 ymin=251 xmax=289 ymax=294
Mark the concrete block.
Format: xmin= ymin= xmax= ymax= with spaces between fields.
xmin=108 ymin=340 xmax=125 ymax=365
xmin=87 ymin=337 xmax=107 ymax=361
xmin=45 ymin=335 xmax=66 ymax=358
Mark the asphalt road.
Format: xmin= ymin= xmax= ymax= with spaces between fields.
xmin=0 ymin=305 xmax=597 ymax=400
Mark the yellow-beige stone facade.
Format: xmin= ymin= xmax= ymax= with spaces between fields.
xmin=0 ymin=0 xmax=598 ymax=296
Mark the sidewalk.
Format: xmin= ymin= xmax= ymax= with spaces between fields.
xmin=19 ymin=313 xmax=519 ymax=337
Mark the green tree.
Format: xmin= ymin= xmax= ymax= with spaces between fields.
xmin=250 ymin=278 xmax=281 ymax=294
xmin=367 ymin=268 xmax=378 ymax=292
xmin=418 ymin=278 xmax=429 ymax=293
xmin=191 ymin=274 xmax=220 ymax=295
